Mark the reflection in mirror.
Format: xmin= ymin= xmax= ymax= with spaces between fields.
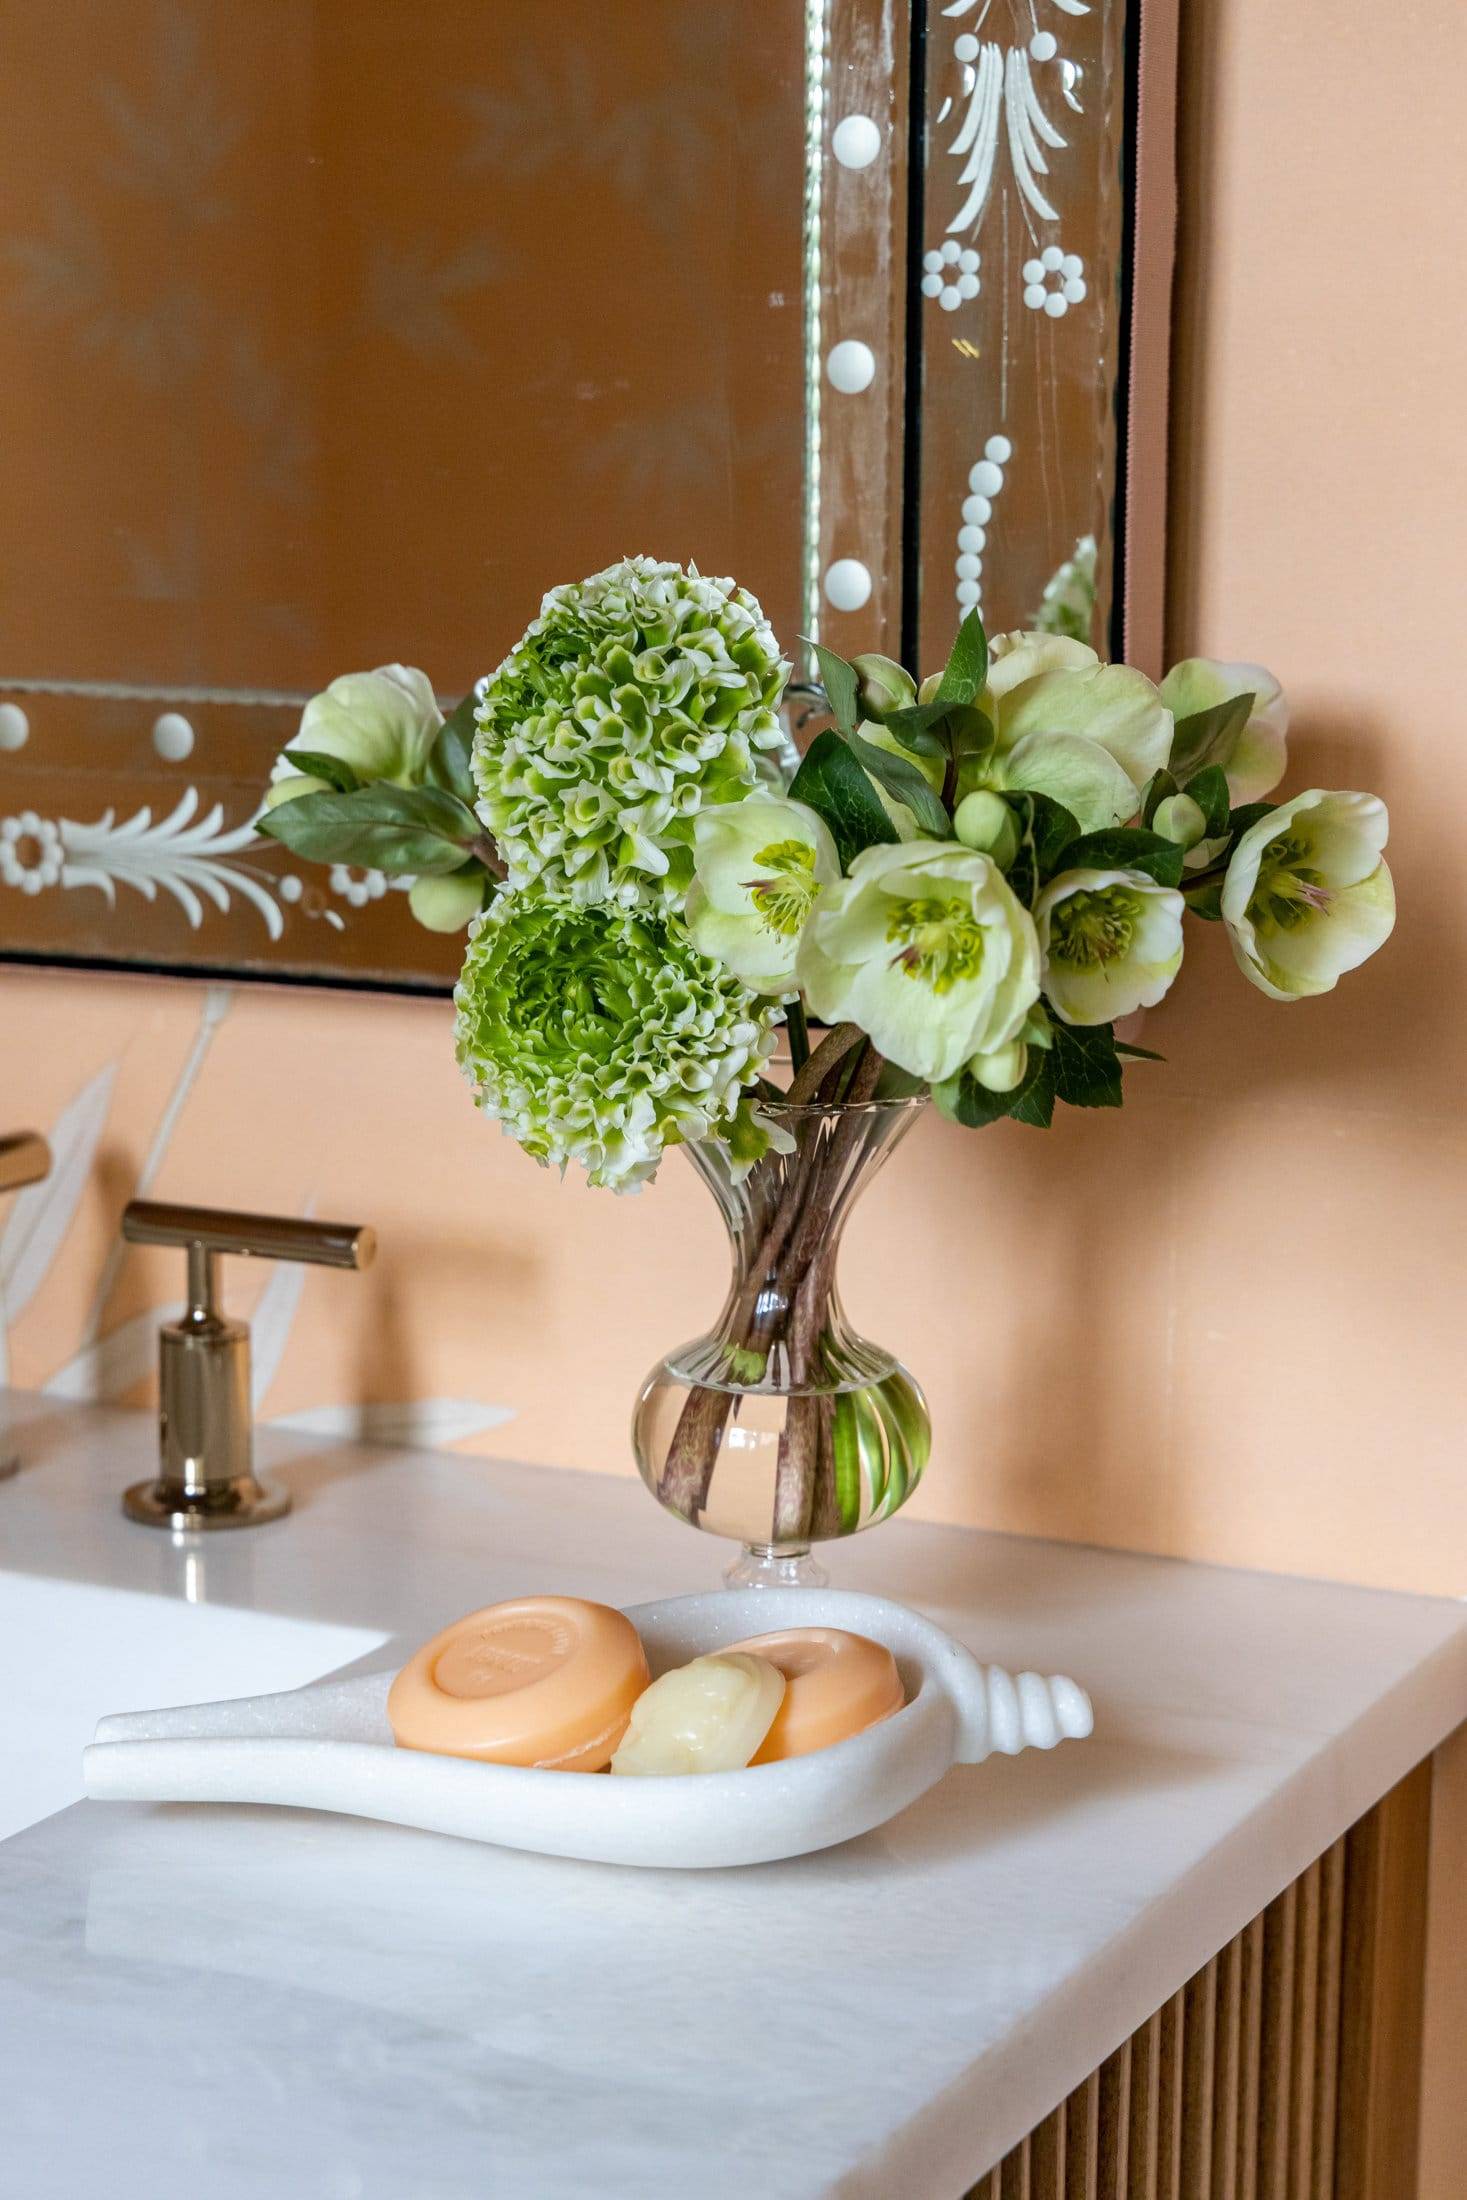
xmin=0 ymin=0 xmax=1149 ymax=990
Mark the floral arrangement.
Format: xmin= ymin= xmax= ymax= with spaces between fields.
xmin=260 ymin=555 xmax=1395 ymax=1186
xmin=258 ymin=555 xmax=1395 ymax=1559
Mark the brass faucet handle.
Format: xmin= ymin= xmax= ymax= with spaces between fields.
xmin=0 ymin=1132 xmax=52 ymax=1196
xmin=121 ymin=1201 xmax=376 ymax=1274
xmin=119 ymin=1199 xmax=376 ymax=1533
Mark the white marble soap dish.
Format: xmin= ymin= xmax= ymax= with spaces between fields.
xmin=83 ymin=1588 xmax=1093 ymax=1869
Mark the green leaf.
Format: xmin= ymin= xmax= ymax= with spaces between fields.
xmin=943 ymin=704 xmax=995 ymax=759
xmin=934 ymin=609 xmax=989 ymax=706
xmin=880 ymin=700 xmax=954 ymax=760
xmin=933 ymin=1040 xmax=1056 ymax=1130
xmin=845 ymin=729 xmax=952 ymax=838
xmin=1170 ymin=690 xmax=1255 ymax=779
xmin=1007 ymin=791 xmax=1081 ymax=905
xmin=1051 ymin=1021 xmax=1123 ymax=1109
xmin=274 ymin=748 xmax=361 ymax=795
xmin=932 ymin=1069 xmax=1017 ymax=1130
xmin=1227 ymin=800 xmax=1277 ymax=839
xmin=1115 ymin=1039 xmax=1165 ymax=1061
xmin=787 ymin=729 xmax=898 ymax=869
xmin=1183 ymin=763 xmax=1230 ymax=838
xmin=1052 ymin=827 xmax=1185 ymax=889
xmin=1008 ymin=1046 xmax=1057 ymax=1127
xmin=426 ymin=690 xmax=481 ymax=808
xmin=256 ymin=783 xmax=483 ymax=876
xmin=1142 ymin=767 xmax=1178 ymax=827
xmin=810 ymin=643 xmax=861 ymax=736
xmin=1182 ymin=879 xmax=1224 ymax=920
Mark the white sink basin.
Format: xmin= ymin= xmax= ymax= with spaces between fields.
xmin=0 ymin=1571 xmax=383 ymax=1841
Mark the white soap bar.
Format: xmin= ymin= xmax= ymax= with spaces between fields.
xmin=610 ymin=1653 xmax=785 ymax=1777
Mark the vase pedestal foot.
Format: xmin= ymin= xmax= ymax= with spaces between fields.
xmin=722 ymin=1542 xmax=830 ymax=1592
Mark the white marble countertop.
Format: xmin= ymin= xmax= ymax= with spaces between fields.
xmin=1 ymin=1389 xmax=1464 ymax=2199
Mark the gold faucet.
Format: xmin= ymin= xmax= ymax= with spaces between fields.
xmin=0 ymin=1131 xmax=51 ymax=1197
xmin=119 ymin=1200 xmax=376 ymax=1530
xmin=1 ymin=1132 xmax=52 ymax=1480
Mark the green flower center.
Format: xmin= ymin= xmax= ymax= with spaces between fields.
xmin=745 ymin=838 xmax=819 ymax=937
xmin=1048 ymin=885 xmax=1143 ymax=968
xmin=885 ymin=894 xmax=986 ymax=993
xmin=1249 ymin=831 xmax=1332 ymax=934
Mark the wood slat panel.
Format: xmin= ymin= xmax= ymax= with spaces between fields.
xmin=1157 ymin=1990 xmax=1185 ymax=2200
xmin=1337 ymin=1763 xmax=1432 ymax=2200
xmin=1212 ymin=1932 xmax=1243 ymax=2198
xmin=1098 ymin=2042 xmax=1131 ymax=2199
xmin=1181 ymin=1958 xmax=1217 ymax=2199
xmin=1288 ymin=1860 xmax=1322 ymax=2200
xmin=1000 ymin=2138 xmax=1028 ymax=2200
xmin=1030 ymin=2107 xmax=1065 ymax=2200
xmin=1236 ymin=1913 xmax=1265 ymax=2200
xmin=965 ymin=1771 xmax=1431 ymax=2200
xmin=1127 ymin=2011 xmax=1161 ymax=2200
xmin=1064 ymin=2071 xmax=1101 ymax=2200
xmin=1311 ymin=1840 xmax=1345 ymax=2200
xmin=1259 ymin=1882 xmax=1298 ymax=2200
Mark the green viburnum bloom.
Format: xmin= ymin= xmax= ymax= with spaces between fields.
xmin=1160 ymin=658 xmax=1288 ymax=803
xmin=472 ymin=558 xmax=790 ymax=912
xmin=797 ymin=840 xmax=1041 ymax=1084
xmin=928 ymin=631 xmax=1173 ymax=834
xmin=266 ymin=665 xmax=442 ymax=808
xmin=1035 ymin=866 xmax=1185 ymax=1026
xmin=453 ymin=892 xmax=781 ymax=1192
xmin=1221 ymin=790 xmax=1395 ymax=1001
xmin=685 ymin=795 xmax=839 ymax=993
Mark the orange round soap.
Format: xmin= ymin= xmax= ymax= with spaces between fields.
xmin=724 ymin=1626 xmax=905 ymax=1763
xmin=387 ymin=1596 xmax=651 ymax=1772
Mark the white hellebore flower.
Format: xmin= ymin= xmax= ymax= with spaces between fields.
xmin=1221 ymin=790 xmax=1395 ymax=1001
xmin=1036 ymin=866 xmax=1185 ymax=1026
xmin=943 ymin=631 xmax=1174 ymax=834
xmin=267 ymin=665 xmax=443 ymax=808
xmin=1160 ymin=658 xmax=1288 ymax=803
xmin=685 ymin=795 xmax=839 ymax=992
xmin=797 ymin=840 xmax=1041 ymax=1084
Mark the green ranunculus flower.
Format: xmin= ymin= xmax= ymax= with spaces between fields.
xmin=796 ymin=840 xmax=1041 ymax=1084
xmin=685 ymin=794 xmax=839 ymax=993
xmin=453 ymin=892 xmax=781 ymax=1191
xmin=1035 ymin=866 xmax=1185 ymax=1025
xmin=1160 ymin=657 xmax=1288 ymax=802
xmin=1221 ymin=790 xmax=1395 ymax=1001
xmin=267 ymin=665 xmax=443 ymax=808
xmin=472 ymin=558 xmax=790 ymax=912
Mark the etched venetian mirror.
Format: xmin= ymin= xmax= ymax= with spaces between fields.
xmin=0 ymin=0 xmax=1173 ymax=989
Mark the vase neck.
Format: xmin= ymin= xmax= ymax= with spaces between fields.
xmin=682 ymin=1098 xmax=923 ymax=1359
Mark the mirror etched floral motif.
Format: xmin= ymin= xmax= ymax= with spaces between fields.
xmin=0 ymin=0 xmax=1143 ymax=988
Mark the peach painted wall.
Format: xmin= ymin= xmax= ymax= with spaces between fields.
xmin=2 ymin=0 xmax=1463 ymax=1599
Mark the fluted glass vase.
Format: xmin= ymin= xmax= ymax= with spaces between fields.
xmin=633 ymin=1095 xmax=930 ymax=1587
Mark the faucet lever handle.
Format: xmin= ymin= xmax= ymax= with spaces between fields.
xmin=0 ymin=1132 xmax=52 ymax=1197
xmin=119 ymin=1200 xmax=376 ymax=1531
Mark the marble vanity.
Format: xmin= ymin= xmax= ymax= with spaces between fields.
xmin=2 ymin=1387 xmax=1463 ymax=2198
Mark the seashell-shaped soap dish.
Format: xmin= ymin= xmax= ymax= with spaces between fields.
xmin=83 ymin=1588 xmax=1093 ymax=1870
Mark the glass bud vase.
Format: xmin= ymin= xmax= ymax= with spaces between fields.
xmin=633 ymin=1095 xmax=930 ymax=1587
